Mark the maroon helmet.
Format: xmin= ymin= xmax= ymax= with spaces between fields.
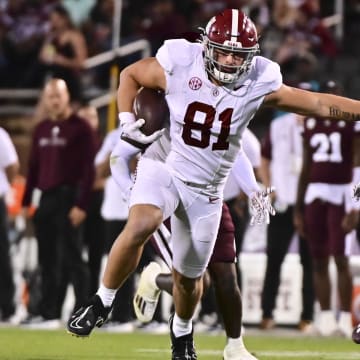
xmin=202 ymin=9 xmax=259 ymax=83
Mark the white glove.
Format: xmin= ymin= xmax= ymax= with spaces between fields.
xmin=249 ymin=187 xmax=276 ymax=225
xmin=121 ymin=118 xmax=165 ymax=148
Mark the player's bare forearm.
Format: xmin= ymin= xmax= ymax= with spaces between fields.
xmin=265 ymin=85 xmax=360 ymax=121
xmin=117 ymin=58 xmax=166 ymax=113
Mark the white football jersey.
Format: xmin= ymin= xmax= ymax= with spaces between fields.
xmin=156 ymin=39 xmax=282 ymax=186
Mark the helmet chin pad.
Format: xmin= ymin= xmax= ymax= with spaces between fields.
xmin=212 ymin=66 xmax=240 ymax=83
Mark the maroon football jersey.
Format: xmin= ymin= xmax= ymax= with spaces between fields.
xmin=302 ymin=117 xmax=360 ymax=184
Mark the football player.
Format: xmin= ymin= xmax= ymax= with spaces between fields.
xmin=68 ymin=9 xmax=360 ymax=359
xmin=294 ymin=80 xmax=360 ymax=337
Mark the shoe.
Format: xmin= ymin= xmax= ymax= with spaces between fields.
xmin=315 ymin=310 xmax=337 ymax=337
xmin=259 ymin=318 xmax=275 ymax=330
xmin=352 ymin=323 xmax=360 ymax=344
xmin=337 ymin=312 xmax=353 ymax=338
xmin=20 ymin=315 xmax=61 ymax=330
xmin=223 ymin=340 xmax=258 ymax=360
xmin=298 ymin=320 xmax=314 ymax=334
xmin=169 ymin=314 xmax=197 ymax=360
xmin=67 ymin=295 xmax=111 ymax=337
xmin=133 ymin=262 xmax=161 ymax=323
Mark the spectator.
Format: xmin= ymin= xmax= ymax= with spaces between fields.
xmin=274 ymin=1 xmax=338 ymax=69
xmin=82 ymin=0 xmax=114 ymax=57
xmin=0 ymin=0 xmax=53 ymax=87
xmin=37 ymin=4 xmax=88 ymax=107
xmin=139 ymin=0 xmax=188 ymax=55
xmin=21 ymin=78 xmax=96 ymax=328
xmin=294 ymin=80 xmax=360 ymax=337
xmin=0 ymin=126 xmax=19 ymax=322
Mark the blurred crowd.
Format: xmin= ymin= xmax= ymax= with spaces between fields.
xmin=1 ymin=0 xmax=360 ymax=100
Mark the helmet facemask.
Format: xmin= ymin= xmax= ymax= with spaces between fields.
xmin=203 ymin=37 xmax=259 ymax=83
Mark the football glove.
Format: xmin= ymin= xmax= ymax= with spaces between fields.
xmin=121 ymin=118 xmax=165 ymax=149
xmin=249 ymin=187 xmax=276 ymax=225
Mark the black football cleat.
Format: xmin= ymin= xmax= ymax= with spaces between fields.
xmin=169 ymin=314 xmax=197 ymax=360
xmin=67 ymin=295 xmax=111 ymax=337
xmin=352 ymin=323 xmax=360 ymax=344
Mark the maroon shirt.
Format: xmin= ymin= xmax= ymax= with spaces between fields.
xmin=23 ymin=114 xmax=96 ymax=210
xmin=302 ymin=117 xmax=360 ymax=184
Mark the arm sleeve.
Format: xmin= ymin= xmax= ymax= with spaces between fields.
xmin=95 ymin=130 xmax=118 ymax=166
xmin=232 ymin=149 xmax=261 ymax=197
xmin=110 ymin=138 xmax=141 ymax=194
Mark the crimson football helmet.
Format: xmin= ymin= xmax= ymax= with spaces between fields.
xmin=202 ymin=9 xmax=259 ymax=84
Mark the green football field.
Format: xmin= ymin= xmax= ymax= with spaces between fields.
xmin=0 ymin=327 xmax=359 ymax=360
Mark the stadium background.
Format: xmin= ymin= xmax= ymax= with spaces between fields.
xmin=1 ymin=0 xmax=360 ymax=331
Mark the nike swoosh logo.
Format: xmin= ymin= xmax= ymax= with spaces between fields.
xmin=69 ymin=307 xmax=91 ymax=329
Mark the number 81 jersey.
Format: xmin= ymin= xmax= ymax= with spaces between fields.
xmin=303 ymin=116 xmax=360 ymax=184
xmin=156 ymin=39 xmax=282 ymax=186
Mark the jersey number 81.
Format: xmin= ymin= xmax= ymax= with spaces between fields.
xmin=182 ymin=101 xmax=233 ymax=151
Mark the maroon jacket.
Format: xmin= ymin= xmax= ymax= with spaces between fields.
xmin=23 ymin=114 xmax=96 ymax=210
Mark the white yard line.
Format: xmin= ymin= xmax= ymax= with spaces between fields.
xmin=136 ymin=348 xmax=360 ymax=359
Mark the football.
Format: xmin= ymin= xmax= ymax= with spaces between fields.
xmin=133 ymin=87 xmax=169 ymax=136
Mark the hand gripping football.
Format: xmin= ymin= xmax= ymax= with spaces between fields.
xmin=133 ymin=87 xmax=169 ymax=136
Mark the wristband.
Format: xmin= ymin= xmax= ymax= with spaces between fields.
xmin=118 ymin=112 xmax=136 ymax=126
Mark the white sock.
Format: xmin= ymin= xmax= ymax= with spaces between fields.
xmin=227 ymin=337 xmax=244 ymax=347
xmin=338 ymin=311 xmax=352 ymax=333
xmin=172 ymin=313 xmax=192 ymax=338
xmin=96 ymin=284 xmax=117 ymax=307
xmin=338 ymin=311 xmax=351 ymax=323
xmin=228 ymin=335 xmax=244 ymax=345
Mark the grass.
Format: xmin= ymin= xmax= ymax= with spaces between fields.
xmin=0 ymin=327 xmax=359 ymax=360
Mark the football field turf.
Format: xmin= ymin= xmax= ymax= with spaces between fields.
xmin=0 ymin=327 xmax=359 ymax=360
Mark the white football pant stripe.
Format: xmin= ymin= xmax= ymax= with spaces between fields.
xmin=152 ymin=222 xmax=173 ymax=269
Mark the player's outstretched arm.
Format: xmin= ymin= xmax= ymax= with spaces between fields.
xmin=265 ymin=84 xmax=360 ymax=121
